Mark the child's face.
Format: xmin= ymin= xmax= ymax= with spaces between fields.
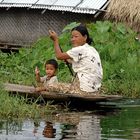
xmin=45 ymin=64 xmax=56 ymax=78
xmin=71 ymin=30 xmax=87 ymax=47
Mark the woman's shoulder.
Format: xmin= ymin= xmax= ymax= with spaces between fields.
xmin=69 ymin=43 xmax=88 ymax=52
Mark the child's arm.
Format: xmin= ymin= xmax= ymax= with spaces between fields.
xmin=35 ymin=86 xmax=47 ymax=92
xmin=35 ymin=66 xmax=41 ymax=82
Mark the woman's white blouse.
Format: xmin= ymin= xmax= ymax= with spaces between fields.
xmin=67 ymin=43 xmax=103 ymax=92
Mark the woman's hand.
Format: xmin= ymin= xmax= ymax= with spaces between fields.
xmin=49 ymin=30 xmax=58 ymax=41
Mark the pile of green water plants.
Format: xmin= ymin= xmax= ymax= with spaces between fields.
xmin=0 ymin=21 xmax=140 ymax=99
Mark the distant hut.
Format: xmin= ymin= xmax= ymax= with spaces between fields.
xmin=104 ymin=0 xmax=140 ymax=35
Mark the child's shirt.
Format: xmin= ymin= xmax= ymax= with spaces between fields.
xmin=40 ymin=75 xmax=58 ymax=88
xmin=67 ymin=43 xmax=103 ymax=92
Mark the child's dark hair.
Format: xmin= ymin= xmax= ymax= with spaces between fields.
xmin=45 ymin=59 xmax=58 ymax=69
xmin=71 ymin=24 xmax=93 ymax=45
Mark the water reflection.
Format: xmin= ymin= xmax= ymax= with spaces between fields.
xmin=42 ymin=122 xmax=56 ymax=138
xmin=0 ymin=109 xmax=118 ymax=140
xmin=76 ymin=115 xmax=101 ymax=140
xmin=0 ymin=105 xmax=140 ymax=140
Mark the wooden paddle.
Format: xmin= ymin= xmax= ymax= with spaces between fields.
xmin=59 ymin=45 xmax=74 ymax=76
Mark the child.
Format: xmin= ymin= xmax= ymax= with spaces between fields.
xmin=49 ymin=24 xmax=103 ymax=93
xmin=35 ymin=59 xmax=58 ymax=92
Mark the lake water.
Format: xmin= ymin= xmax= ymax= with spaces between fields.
xmin=0 ymin=99 xmax=140 ymax=140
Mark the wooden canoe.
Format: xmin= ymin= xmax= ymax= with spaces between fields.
xmin=3 ymin=83 xmax=122 ymax=102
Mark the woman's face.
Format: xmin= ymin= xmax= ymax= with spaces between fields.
xmin=71 ymin=30 xmax=87 ymax=47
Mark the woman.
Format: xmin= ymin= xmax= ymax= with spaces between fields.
xmin=49 ymin=24 xmax=103 ymax=93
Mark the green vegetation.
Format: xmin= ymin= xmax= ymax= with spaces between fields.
xmin=0 ymin=36 xmax=72 ymax=85
xmin=0 ymin=21 xmax=139 ymax=118
xmin=0 ymin=88 xmax=59 ymax=119
xmin=87 ymin=21 xmax=140 ymax=97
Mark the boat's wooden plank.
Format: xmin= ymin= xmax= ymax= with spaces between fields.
xmin=4 ymin=83 xmax=35 ymax=93
xmin=3 ymin=83 xmax=70 ymax=100
xmin=3 ymin=83 xmax=122 ymax=102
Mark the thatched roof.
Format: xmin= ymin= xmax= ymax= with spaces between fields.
xmin=104 ymin=0 xmax=140 ymax=33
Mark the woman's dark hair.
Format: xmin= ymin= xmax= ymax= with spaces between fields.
xmin=45 ymin=59 xmax=58 ymax=69
xmin=71 ymin=24 xmax=93 ymax=45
